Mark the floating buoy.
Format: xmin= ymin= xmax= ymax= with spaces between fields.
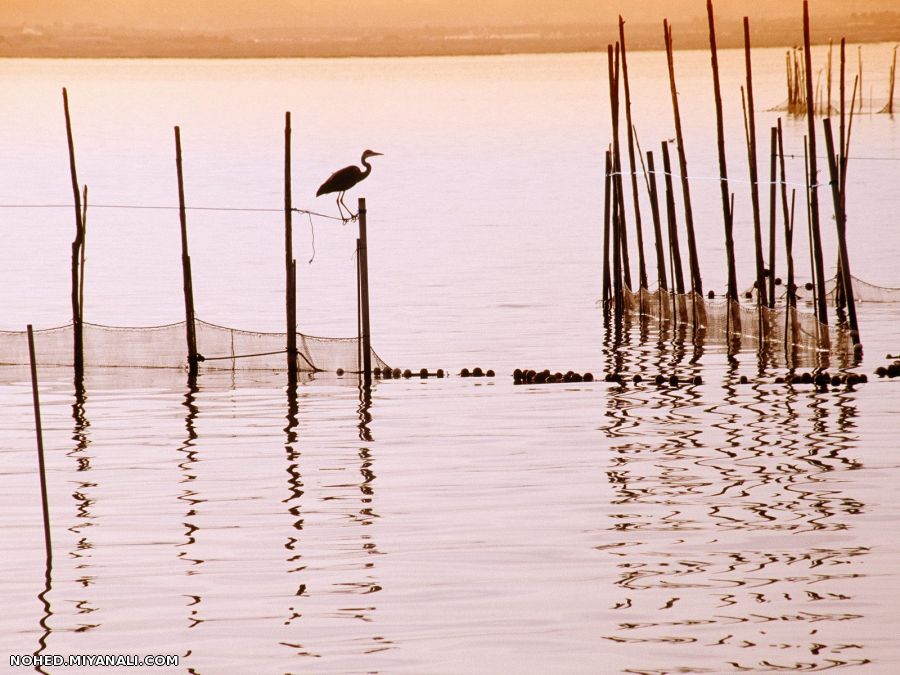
xmin=830 ymin=375 xmax=842 ymax=386
xmin=692 ymin=375 xmax=703 ymax=385
xmin=486 ymin=369 xmax=495 ymax=378
xmin=633 ymin=374 xmax=642 ymax=383
xmin=420 ymin=368 xmax=428 ymax=379
xmin=583 ymin=373 xmax=594 ymax=382
xmin=739 ymin=375 xmax=749 ymax=384
xmin=815 ymin=372 xmax=830 ymax=387
xmin=800 ymin=372 xmax=813 ymax=384
xmin=403 ymin=369 xmax=412 ymax=379
xmin=774 ymin=277 xmax=783 ymax=285
xmin=336 ymin=368 xmax=344 ymax=376
xmin=775 ymin=376 xmax=784 ymax=384
xmin=514 ymin=368 xmax=523 ymax=380
xmin=436 ymin=369 xmax=445 ymax=378
xmin=392 ymin=368 xmax=401 ymax=379
xmin=668 ymin=375 xmax=679 ymax=387
xmin=655 ymin=374 xmax=666 ymax=385
xmin=805 ymin=282 xmax=814 ymax=291
xmin=382 ymin=366 xmax=392 ymax=378
xmin=707 ymin=290 xmax=715 ymax=299
xmin=473 ymin=367 xmax=484 ymax=377
xmin=461 ymin=368 xmax=470 ymax=378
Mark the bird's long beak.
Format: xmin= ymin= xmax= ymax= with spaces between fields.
xmin=370 ymin=151 xmax=384 ymax=156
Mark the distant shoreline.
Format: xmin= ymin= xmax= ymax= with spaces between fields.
xmin=1 ymin=15 xmax=897 ymax=59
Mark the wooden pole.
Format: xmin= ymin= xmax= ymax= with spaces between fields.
xmin=646 ymin=151 xmax=668 ymax=293
xmin=743 ymin=18 xmax=768 ymax=309
xmin=822 ymin=119 xmax=860 ymax=347
xmin=664 ymin=20 xmax=702 ymax=296
xmin=284 ymin=112 xmax=297 ymax=379
xmin=62 ymin=88 xmax=84 ymax=379
xmin=661 ymin=142 xmax=685 ymax=296
xmin=827 ymin=40 xmax=833 ymax=115
xmin=27 ymin=325 xmax=53 ymax=566
xmin=888 ymin=45 xmax=897 ymax=115
xmin=767 ymin=127 xmax=778 ymax=308
xmin=175 ymin=127 xmax=199 ymax=378
xmin=79 ymin=185 xmax=87 ymax=320
xmin=707 ymin=1 xmax=740 ymax=329
xmin=608 ymin=43 xmax=632 ymax=291
xmin=602 ymin=150 xmax=612 ymax=308
xmin=618 ymin=17 xmax=647 ymax=291
xmin=356 ymin=237 xmax=362 ymax=374
xmin=358 ymin=198 xmax=372 ymax=384
xmin=803 ymin=0 xmax=829 ymax=327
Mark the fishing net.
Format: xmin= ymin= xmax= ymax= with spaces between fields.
xmin=740 ymin=275 xmax=900 ymax=304
xmin=617 ymin=286 xmax=852 ymax=363
xmin=0 ymin=319 xmax=389 ymax=372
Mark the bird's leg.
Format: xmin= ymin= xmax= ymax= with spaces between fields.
xmin=340 ymin=193 xmax=357 ymax=221
xmin=336 ymin=193 xmax=349 ymax=222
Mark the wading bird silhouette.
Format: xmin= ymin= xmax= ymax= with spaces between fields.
xmin=316 ymin=150 xmax=383 ymax=221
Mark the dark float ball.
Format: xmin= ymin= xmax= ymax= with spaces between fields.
xmin=655 ymin=374 xmax=665 ymax=385
xmin=486 ymin=370 xmax=495 ymax=377
xmin=805 ymin=282 xmax=814 ymax=291
xmin=633 ymin=374 xmax=642 ymax=383
xmin=815 ymin=372 xmax=830 ymax=387
xmin=420 ymin=368 xmax=429 ymax=379
xmin=514 ymin=368 xmax=523 ymax=380
xmin=473 ymin=367 xmax=484 ymax=377
xmin=744 ymin=291 xmax=753 ymax=299
xmin=775 ymin=376 xmax=784 ymax=384
xmin=336 ymin=368 xmax=344 ymax=376
xmin=668 ymin=375 xmax=679 ymax=387
xmin=403 ymin=369 xmax=412 ymax=378
xmin=800 ymin=372 xmax=813 ymax=384
xmin=707 ymin=290 xmax=716 ymax=299
xmin=583 ymin=373 xmax=594 ymax=382
xmin=774 ymin=277 xmax=783 ymax=286
xmin=437 ymin=369 xmax=445 ymax=378
xmin=830 ymin=375 xmax=842 ymax=386
xmin=692 ymin=375 xmax=703 ymax=385
xmin=739 ymin=375 xmax=748 ymax=384
xmin=859 ymin=373 xmax=868 ymax=383
xmin=846 ymin=374 xmax=859 ymax=386
xmin=460 ymin=368 xmax=470 ymax=378
xmin=383 ymin=367 xmax=393 ymax=378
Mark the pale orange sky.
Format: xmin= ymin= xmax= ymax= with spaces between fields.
xmin=2 ymin=0 xmax=896 ymax=31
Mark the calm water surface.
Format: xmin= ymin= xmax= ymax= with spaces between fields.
xmin=1 ymin=46 xmax=899 ymax=673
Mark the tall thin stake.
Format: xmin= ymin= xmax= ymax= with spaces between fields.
xmin=28 ymin=325 xmax=53 ymax=566
xmin=619 ymin=16 xmax=647 ymax=291
xmin=743 ymin=18 xmax=767 ymax=309
xmin=358 ymin=198 xmax=372 ymax=384
xmin=664 ymin=20 xmax=702 ymax=295
xmin=284 ymin=112 xmax=297 ymax=379
xmin=803 ymin=0 xmax=829 ymax=326
xmin=661 ymin=142 xmax=685 ymax=297
xmin=602 ymin=150 xmax=612 ymax=309
xmin=645 ymin=150 xmax=668 ymax=293
xmin=823 ymin=119 xmax=860 ymax=347
xmin=62 ymin=88 xmax=84 ymax=379
xmin=707 ymin=1 xmax=739 ymax=329
xmin=767 ymin=127 xmax=778 ymax=308
xmin=175 ymin=127 xmax=199 ymax=378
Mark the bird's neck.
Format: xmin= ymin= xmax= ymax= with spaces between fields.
xmin=360 ymin=156 xmax=373 ymax=176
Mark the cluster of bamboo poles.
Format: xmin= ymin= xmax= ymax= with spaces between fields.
xmin=787 ymin=42 xmax=897 ymax=117
xmin=601 ymin=0 xmax=861 ymax=355
xmin=58 ymin=96 xmax=373 ymax=385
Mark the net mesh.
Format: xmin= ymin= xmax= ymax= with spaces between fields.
xmin=0 ymin=319 xmax=389 ymax=372
xmin=618 ymin=286 xmax=851 ymax=361
xmin=742 ymin=275 xmax=900 ymax=305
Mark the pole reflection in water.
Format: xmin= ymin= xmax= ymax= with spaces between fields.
xmin=176 ymin=378 xmax=205 ymax=640
xmin=66 ymin=377 xmax=99 ymax=633
xmin=598 ymin=321 xmax=869 ymax=671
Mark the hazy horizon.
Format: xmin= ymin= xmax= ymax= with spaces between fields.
xmin=3 ymin=0 xmax=898 ymax=31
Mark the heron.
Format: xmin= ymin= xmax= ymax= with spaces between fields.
xmin=316 ymin=150 xmax=383 ymax=221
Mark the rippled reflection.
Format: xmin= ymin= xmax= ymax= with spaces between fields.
xmin=599 ymin=323 xmax=869 ymax=672
xmin=176 ymin=379 xmax=205 ymax=632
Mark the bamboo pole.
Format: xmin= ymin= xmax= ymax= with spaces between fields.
xmin=358 ymin=198 xmax=372 ymax=385
xmin=645 ymin=151 xmax=668 ymax=293
xmin=823 ymin=119 xmax=860 ymax=347
xmin=608 ymin=43 xmax=632 ymax=291
xmin=803 ymin=0 xmax=829 ymax=327
xmin=284 ymin=112 xmax=297 ymax=379
xmin=602 ymin=150 xmax=612 ymax=309
xmin=27 ymin=325 xmax=53 ymax=566
xmin=664 ymin=20 xmax=702 ymax=296
xmin=767 ymin=127 xmax=777 ymax=308
xmin=827 ymin=40 xmax=833 ymax=115
xmin=742 ymin=18 xmax=767 ymax=309
xmin=175 ymin=127 xmax=199 ymax=377
xmin=888 ymin=45 xmax=897 ymax=115
xmin=661 ymin=142 xmax=685 ymax=297
xmin=707 ymin=1 xmax=739 ymax=330
xmin=62 ymin=88 xmax=84 ymax=379
xmin=618 ymin=16 xmax=647 ymax=291
xmin=356 ymin=237 xmax=362 ymax=375
xmin=79 ymin=186 xmax=87 ymax=321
